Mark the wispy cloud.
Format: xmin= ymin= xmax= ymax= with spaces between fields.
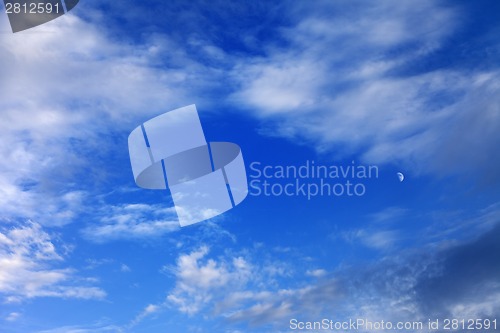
xmin=1 ymin=1 xmax=498 ymax=332
xmin=36 ymin=325 xmax=122 ymax=333
xmin=122 ymin=244 xmax=312 ymax=330
xmin=336 ymin=206 xmax=409 ymax=250
xmin=82 ymin=203 xmax=179 ymax=242
xmin=305 ymin=269 xmax=327 ymax=278
xmin=159 ymin=245 xmax=340 ymax=328
xmin=229 ymin=0 xmax=500 ymax=184
xmin=150 ymin=205 xmax=500 ymax=331
xmin=0 ymin=10 xmax=224 ymax=228
xmin=342 ymin=228 xmax=399 ymax=250
xmin=223 ymin=224 xmax=500 ymax=330
xmin=369 ymin=207 xmax=409 ymax=224
xmin=0 ymin=222 xmax=105 ymax=302
xmin=415 ymin=222 xmax=500 ymax=320
xmin=5 ymin=312 xmax=21 ymax=322
xmin=120 ymin=264 xmax=131 ymax=273
xmin=126 ymin=303 xmax=161 ymax=330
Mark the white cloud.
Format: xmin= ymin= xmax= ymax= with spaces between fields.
xmin=0 ymin=11 xmax=220 ymax=228
xmin=167 ymin=246 xmax=252 ymax=315
xmin=229 ymin=0 xmax=500 ymax=183
xmin=222 ymin=283 xmax=346 ymax=326
xmin=84 ymin=258 xmax=114 ymax=270
xmin=127 ymin=303 xmax=161 ymax=329
xmin=153 ymin=209 xmax=500 ymax=329
xmin=340 ymin=207 xmax=407 ymax=250
xmin=0 ymin=221 xmax=105 ymax=302
xmin=306 ymin=269 xmax=327 ymax=278
xmin=231 ymin=0 xmax=457 ymax=114
xmin=5 ymin=312 xmax=21 ymax=322
xmin=369 ymin=207 xmax=409 ymax=224
xmin=36 ymin=325 xmax=122 ymax=333
xmin=162 ymin=245 xmax=338 ymax=327
xmin=449 ymin=288 xmax=500 ymax=319
xmin=120 ymin=264 xmax=131 ymax=273
xmin=342 ymin=228 xmax=399 ymax=250
xmin=82 ymin=203 xmax=179 ymax=242
xmin=226 ymin=217 xmax=500 ymax=329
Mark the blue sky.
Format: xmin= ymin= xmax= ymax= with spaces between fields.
xmin=0 ymin=0 xmax=499 ymax=332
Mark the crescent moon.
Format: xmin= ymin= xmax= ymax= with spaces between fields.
xmin=397 ymin=172 xmax=404 ymax=182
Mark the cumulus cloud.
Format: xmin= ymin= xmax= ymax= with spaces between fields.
xmin=0 ymin=221 xmax=105 ymax=302
xmin=166 ymin=246 xmax=253 ymax=315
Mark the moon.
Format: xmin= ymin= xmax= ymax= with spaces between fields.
xmin=397 ymin=172 xmax=405 ymax=182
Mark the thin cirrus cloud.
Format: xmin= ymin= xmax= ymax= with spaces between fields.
xmin=229 ymin=0 xmax=500 ymax=182
xmin=415 ymin=222 xmax=500 ymax=320
xmin=36 ymin=326 xmax=121 ymax=333
xmin=1 ymin=0 xmax=497 ymax=232
xmin=82 ymin=203 xmax=179 ymax=242
xmin=0 ymin=222 xmax=105 ymax=302
xmin=225 ymin=227 xmax=500 ymax=330
xmin=338 ymin=207 xmax=409 ymax=250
